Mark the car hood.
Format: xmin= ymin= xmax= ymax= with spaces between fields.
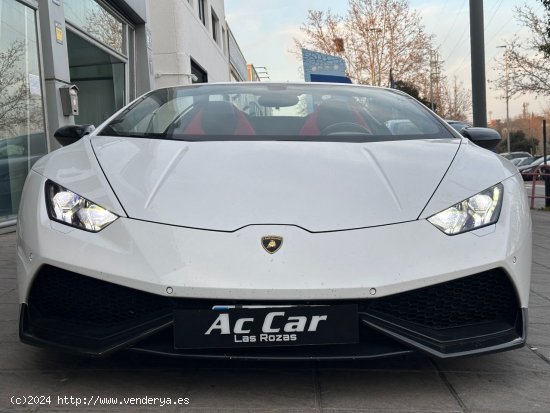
xmin=91 ymin=136 xmax=461 ymax=232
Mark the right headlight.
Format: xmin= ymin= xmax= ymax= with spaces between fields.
xmin=45 ymin=180 xmax=118 ymax=232
xmin=428 ymin=183 xmax=503 ymax=235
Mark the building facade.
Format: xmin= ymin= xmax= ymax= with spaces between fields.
xmin=0 ymin=0 xmax=154 ymax=228
xmin=228 ymin=27 xmax=246 ymax=82
xmin=150 ymin=0 xmax=246 ymax=87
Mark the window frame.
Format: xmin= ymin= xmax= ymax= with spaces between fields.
xmin=198 ymin=0 xmax=206 ymax=26
xmin=211 ymin=8 xmax=219 ymax=43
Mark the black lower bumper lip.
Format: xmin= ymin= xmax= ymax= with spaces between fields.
xmin=19 ymin=304 xmax=174 ymax=358
xmin=362 ymin=309 xmax=527 ymax=359
xmin=19 ymin=303 xmax=527 ymax=360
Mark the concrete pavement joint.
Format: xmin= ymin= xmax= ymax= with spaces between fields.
xmin=167 ymin=409 xmax=316 ymax=412
xmin=531 ymin=290 xmax=550 ymax=304
xmin=429 ymin=359 xmax=470 ymax=413
xmin=313 ymin=362 xmax=322 ymax=413
xmin=321 ymin=408 xmax=465 ymax=412
xmin=527 ymin=344 xmax=550 ymax=366
xmin=31 ymin=358 xmax=92 ymax=413
xmin=0 ymin=288 xmax=15 ymax=298
xmin=532 ymin=260 xmax=550 ymax=272
xmin=533 ymin=242 xmax=550 ymax=252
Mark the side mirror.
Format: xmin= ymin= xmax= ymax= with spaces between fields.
xmin=54 ymin=124 xmax=95 ymax=146
xmin=460 ymin=127 xmax=501 ymax=152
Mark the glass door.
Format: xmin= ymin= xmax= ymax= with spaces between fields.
xmin=67 ymin=30 xmax=126 ymax=127
xmin=0 ymin=0 xmax=47 ymax=222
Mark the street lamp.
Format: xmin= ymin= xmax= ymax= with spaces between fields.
xmin=497 ymin=45 xmax=511 ymax=153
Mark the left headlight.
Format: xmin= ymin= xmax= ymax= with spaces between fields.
xmin=428 ymin=183 xmax=503 ymax=235
xmin=45 ymin=180 xmax=118 ymax=232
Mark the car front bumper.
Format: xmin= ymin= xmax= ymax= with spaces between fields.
xmin=19 ymin=265 xmax=527 ymax=359
xmin=17 ymin=171 xmax=531 ymax=359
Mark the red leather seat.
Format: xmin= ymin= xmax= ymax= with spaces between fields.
xmin=184 ymin=101 xmax=255 ymax=135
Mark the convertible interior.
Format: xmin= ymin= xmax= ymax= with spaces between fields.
xmin=169 ymin=98 xmax=392 ymax=137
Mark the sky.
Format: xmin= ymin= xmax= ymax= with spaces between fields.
xmin=225 ymin=0 xmax=548 ymax=122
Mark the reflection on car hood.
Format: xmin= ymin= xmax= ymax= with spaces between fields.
xmin=91 ymin=136 xmax=461 ymax=232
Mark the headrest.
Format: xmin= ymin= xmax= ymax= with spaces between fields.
xmin=184 ymin=101 xmax=255 ymax=135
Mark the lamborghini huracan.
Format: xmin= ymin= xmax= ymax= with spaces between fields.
xmin=16 ymin=83 xmax=531 ymax=359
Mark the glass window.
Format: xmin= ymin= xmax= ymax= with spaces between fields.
xmin=99 ymin=84 xmax=453 ymax=142
xmin=67 ymin=30 xmax=126 ymax=127
xmin=211 ymin=9 xmax=218 ymax=43
xmin=64 ymin=0 xmax=126 ymax=55
xmin=0 ymin=0 xmax=47 ymax=221
xmin=190 ymin=59 xmax=208 ymax=83
xmin=198 ymin=0 xmax=206 ymax=25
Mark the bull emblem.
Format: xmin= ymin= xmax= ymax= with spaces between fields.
xmin=261 ymin=236 xmax=283 ymax=254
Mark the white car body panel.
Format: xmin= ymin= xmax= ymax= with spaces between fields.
xmin=17 ymin=171 xmax=531 ymax=307
xmin=420 ymin=139 xmax=518 ymax=218
xmin=31 ymin=137 xmax=126 ymax=217
xmin=90 ymin=136 xmax=461 ymax=232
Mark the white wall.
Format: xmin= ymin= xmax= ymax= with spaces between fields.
xmin=149 ymin=0 xmax=230 ymax=87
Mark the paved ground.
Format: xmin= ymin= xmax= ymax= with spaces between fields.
xmin=0 ymin=212 xmax=549 ymax=413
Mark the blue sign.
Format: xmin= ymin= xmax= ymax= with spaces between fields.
xmin=302 ymin=48 xmax=350 ymax=83
xmin=310 ymin=74 xmax=352 ymax=84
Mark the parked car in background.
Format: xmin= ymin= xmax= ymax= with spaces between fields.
xmin=517 ymin=156 xmax=542 ymax=168
xmin=500 ymin=151 xmax=532 ymax=160
xmin=519 ymin=155 xmax=550 ymax=180
xmin=511 ymin=157 xmax=528 ymax=166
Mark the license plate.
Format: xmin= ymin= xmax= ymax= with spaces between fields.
xmin=174 ymin=304 xmax=359 ymax=349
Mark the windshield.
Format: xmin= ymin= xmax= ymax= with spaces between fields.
xmin=98 ymin=83 xmax=453 ymax=142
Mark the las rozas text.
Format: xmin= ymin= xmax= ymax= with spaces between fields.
xmin=234 ymin=333 xmax=297 ymax=343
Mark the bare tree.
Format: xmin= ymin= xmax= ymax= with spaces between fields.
xmin=294 ymin=0 xmax=435 ymax=88
xmin=292 ymin=0 xmax=472 ymax=118
xmin=438 ymin=77 xmax=472 ymax=121
xmin=538 ymin=0 xmax=550 ymax=56
xmin=0 ymin=41 xmax=29 ymax=137
xmin=492 ymin=4 xmax=550 ymax=98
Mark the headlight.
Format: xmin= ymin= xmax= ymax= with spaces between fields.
xmin=45 ymin=180 xmax=118 ymax=232
xmin=428 ymin=183 xmax=503 ymax=235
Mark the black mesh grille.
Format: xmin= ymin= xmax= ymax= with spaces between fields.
xmin=28 ymin=266 xmax=518 ymax=331
xmin=28 ymin=265 xmax=173 ymax=327
xmin=366 ymin=269 xmax=518 ymax=329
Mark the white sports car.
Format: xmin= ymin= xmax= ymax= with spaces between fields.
xmin=17 ymin=83 xmax=531 ymax=359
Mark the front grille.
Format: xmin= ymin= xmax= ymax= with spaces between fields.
xmin=24 ymin=265 xmax=523 ymax=357
xmin=366 ymin=269 xmax=518 ymax=329
xmin=28 ymin=266 xmax=518 ymax=332
xmin=28 ymin=265 xmax=173 ymax=328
